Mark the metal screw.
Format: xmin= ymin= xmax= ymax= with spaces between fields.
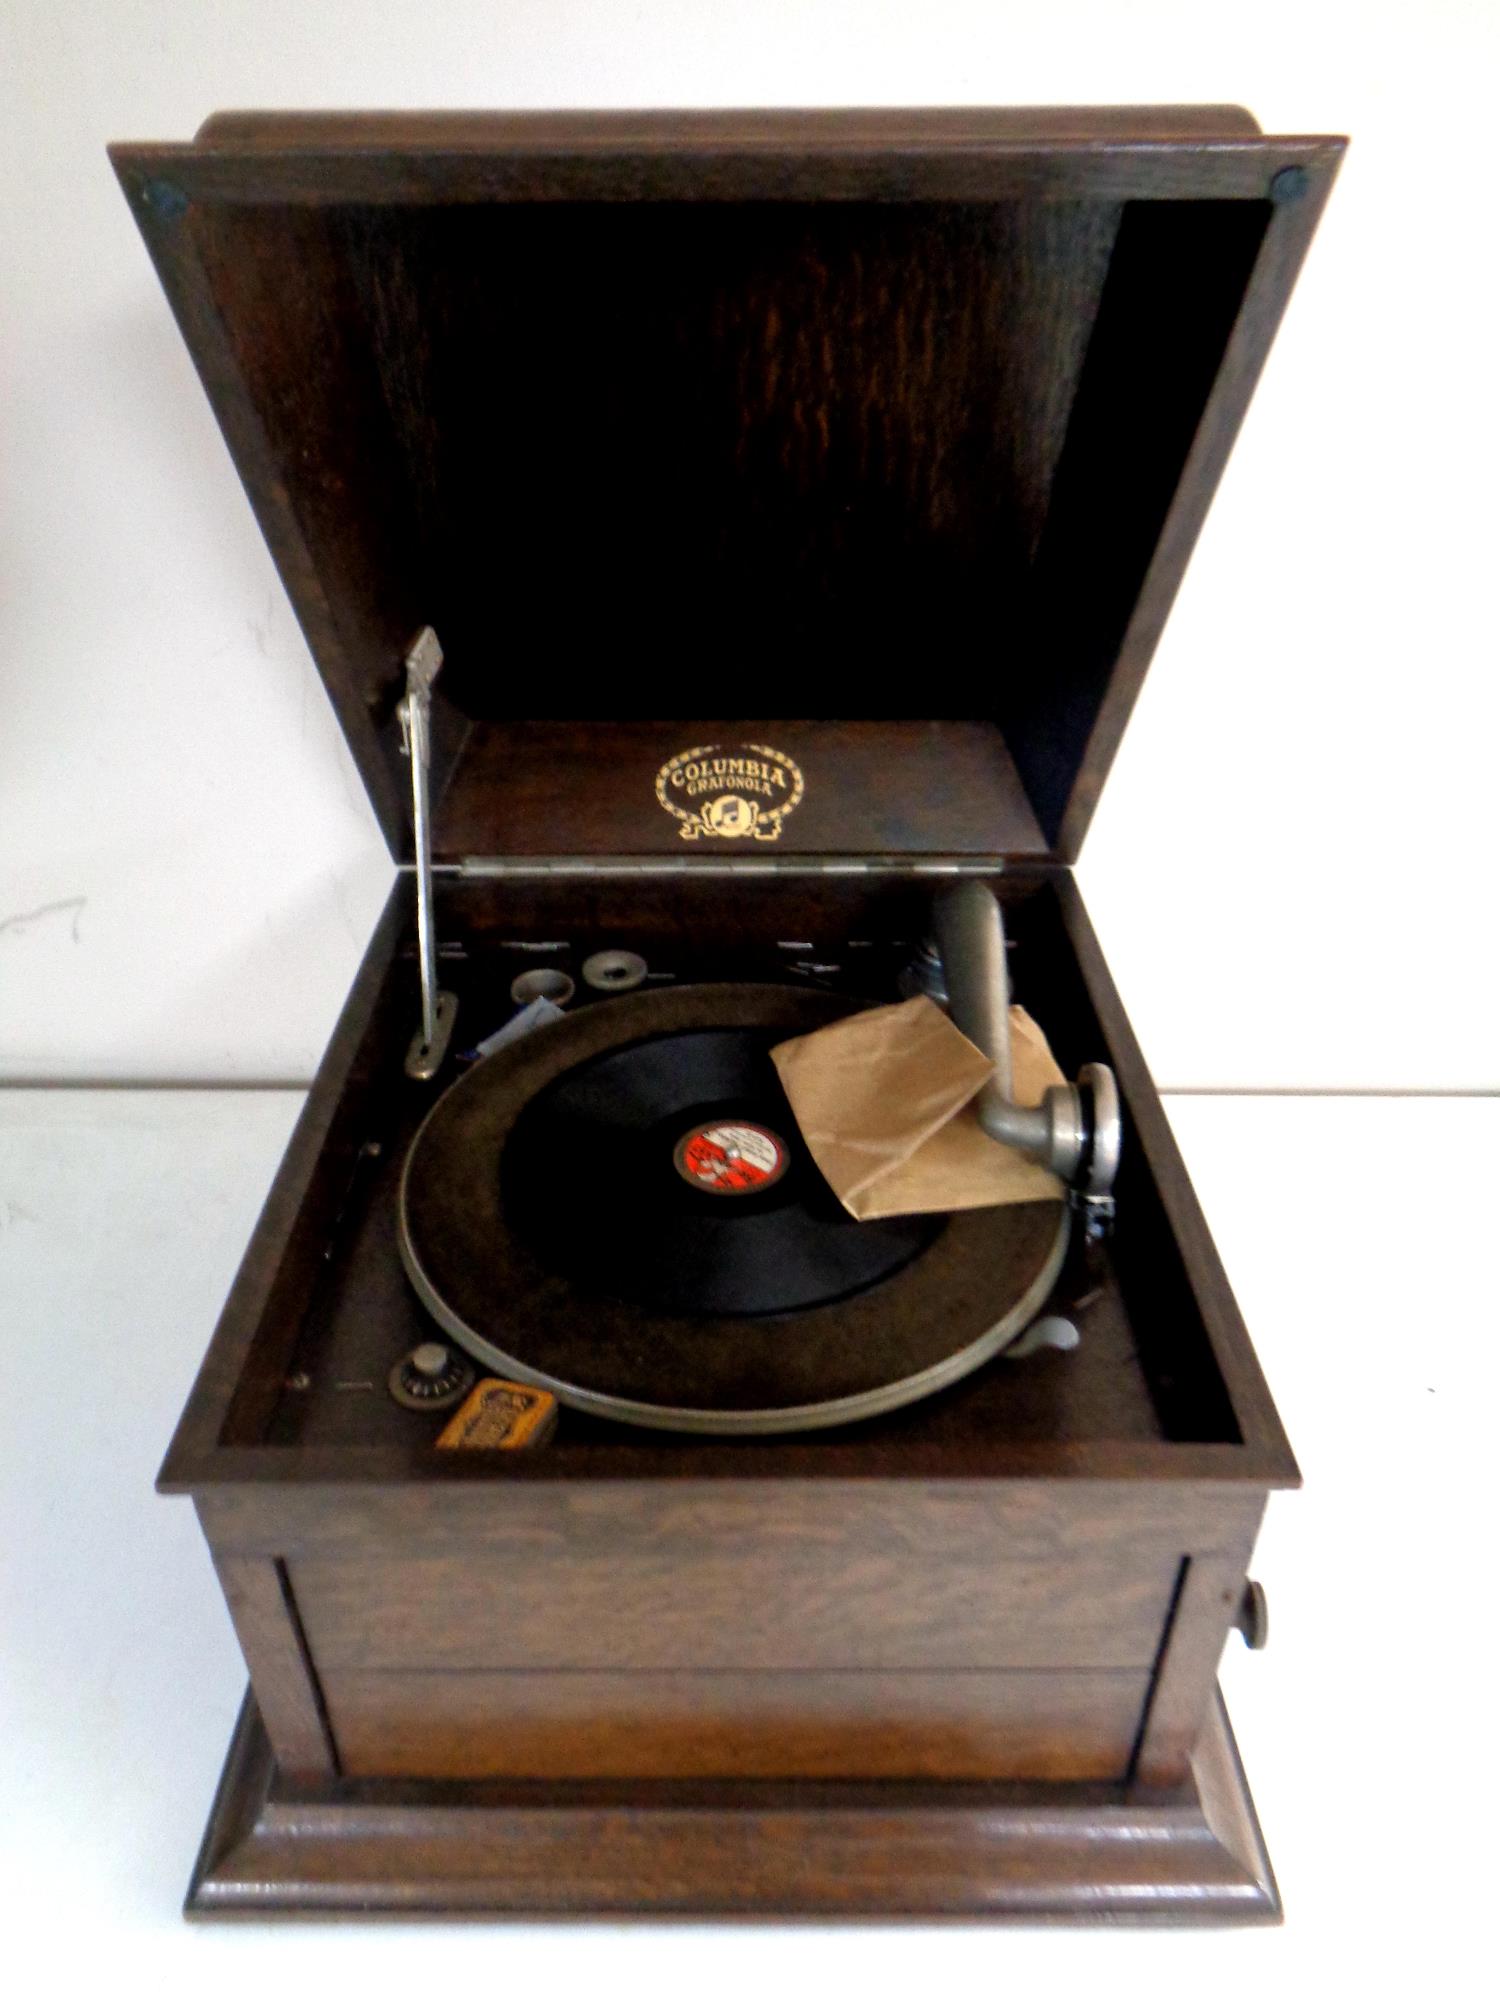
xmin=1269 ymin=165 xmax=1310 ymax=204
xmin=143 ymin=178 xmax=189 ymax=220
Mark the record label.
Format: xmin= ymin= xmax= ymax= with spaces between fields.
xmin=674 ymin=1121 xmax=789 ymax=1195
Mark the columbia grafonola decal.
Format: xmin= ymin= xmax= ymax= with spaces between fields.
xmin=654 ymin=743 xmax=805 ymax=841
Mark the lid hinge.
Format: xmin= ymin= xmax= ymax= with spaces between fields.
xmin=451 ymin=855 xmax=1013 ymax=880
xmin=397 ymin=627 xmax=457 ymax=1079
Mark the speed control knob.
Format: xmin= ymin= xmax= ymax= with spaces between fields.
xmin=388 ymin=1340 xmax=475 ymax=1411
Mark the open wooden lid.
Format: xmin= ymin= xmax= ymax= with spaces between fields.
xmin=111 ymin=108 xmax=1343 ymax=866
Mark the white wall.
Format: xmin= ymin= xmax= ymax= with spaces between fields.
xmin=2 ymin=0 xmax=1495 ymax=1088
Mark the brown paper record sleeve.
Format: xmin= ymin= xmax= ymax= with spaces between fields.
xmin=772 ymin=995 xmax=1066 ymax=1219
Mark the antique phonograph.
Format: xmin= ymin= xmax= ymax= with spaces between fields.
xmin=109 ymin=105 xmax=1342 ymax=1920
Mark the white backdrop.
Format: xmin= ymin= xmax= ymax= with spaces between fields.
xmin=2 ymin=0 xmax=1496 ymax=1088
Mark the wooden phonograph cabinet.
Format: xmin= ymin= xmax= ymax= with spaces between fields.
xmin=110 ymin=107 xmax=1343 ymax=1921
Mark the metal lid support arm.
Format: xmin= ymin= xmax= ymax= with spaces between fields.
xmin=400 ymin=626 xmax=458 ymax=1079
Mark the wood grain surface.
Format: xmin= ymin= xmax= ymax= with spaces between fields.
xmin=323 ymin=1666 xmax=1150 ymax=1781
xmin=211 ymin=1556 xmax=336 ymax=1782
xmin=435 ymin=720 xmax=1048 ymax=860
xmin=105 ymin=110 xmax=1331 ymax=1910
xmin=185 ymin=1689 xmax=1281 ymax=1919
xmin=291 ymin=1547 xmax=1178 ymax=1672
xmin=109 ymin=109 xmax=1344 ymax=862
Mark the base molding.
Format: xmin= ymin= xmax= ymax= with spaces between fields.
xmin=187 ymin=1686 xmax=1278 ymax=1923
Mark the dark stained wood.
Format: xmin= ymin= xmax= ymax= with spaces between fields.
xmin=200 ymin=1478 xmax=1265 ymax=1565
xmin=1134 ymin=1550 xmax=1261 ymax=1787
xmin=187 ymin=1688 xmax=1280 ymax=1919
xmin=115 ymin=115 xmax=1334 ymax=205
xmin=156 ymin=862 xmax=1293 ymax=1909
xmin=159 ymin=884 xmax=408 ymax=1482
xmin=1002 ymin=197 xmax=1274 ymax=850
xmin=1045 ymin=163 xmax=1344 ymax=860
xmin=291 ymin=1548 xmax=1177 ymax=1672
xmin=1051 ymin=872 xmax=1297 ymax=1470
xmin=159 ymin=872 xmax=1297 ymax=1492
xmin=204 ymin=1472 xmax=1259 ymax=1803
xmin=436 ymin=720 xmax=1047 ymax=860
xmin=324 ymin=1667 xmax=1149 ymax=1782
xmin=210 ymin=1556 xmax=336 ymax=1783
xmin=110 ymin=204 xmax=420 ymax=849
xmin=192 ymin=107 xmax=1268 ymax=150
xmin=109 ymin=110 xmax=1344 ymax=862
xmin=189 ymin=1438 xmax=1278 ymax=1487
xmin=111 ymin=107 xmax=1329 ymax=1920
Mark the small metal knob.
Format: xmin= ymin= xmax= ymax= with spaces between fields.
xmin=1004 ymin=1315 xmax=1081 ymax=1361
xmin=388 ymin=1341 xmax=475 ymax=1412
xmin=583 ymin=949 xmax=649 ymax=992
xmin=1234 ymin=1579 xmax=1269 ymax=1650
xmin=510 ymin=968 xmax=575 ymax=1008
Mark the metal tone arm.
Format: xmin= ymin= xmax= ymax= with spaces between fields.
xmin=933 ymin=881 xmax=1120 ymax=1205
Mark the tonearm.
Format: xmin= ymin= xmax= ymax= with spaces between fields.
xmin=934 ymin=881 xmax=1121 ymax=1231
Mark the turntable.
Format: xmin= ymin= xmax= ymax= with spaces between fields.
xmin=111 ymin=106 xmax=1343 ymax=1921
xmin=397 ymin=895 xmax=1115 ymax=1434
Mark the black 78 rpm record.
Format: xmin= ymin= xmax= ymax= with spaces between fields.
xmin=398 ymin=985 xmax=1069 ymax=1434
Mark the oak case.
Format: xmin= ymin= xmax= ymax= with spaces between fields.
xmin=109 ymin=106 xmax=1344 ymax=1920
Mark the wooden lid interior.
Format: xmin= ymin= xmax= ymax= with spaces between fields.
xmin=111 ymin=111 xmax=1343 ymax=862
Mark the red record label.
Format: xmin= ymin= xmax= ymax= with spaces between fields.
xmin=673 ymin=1121 xmax=789 ymax=1195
